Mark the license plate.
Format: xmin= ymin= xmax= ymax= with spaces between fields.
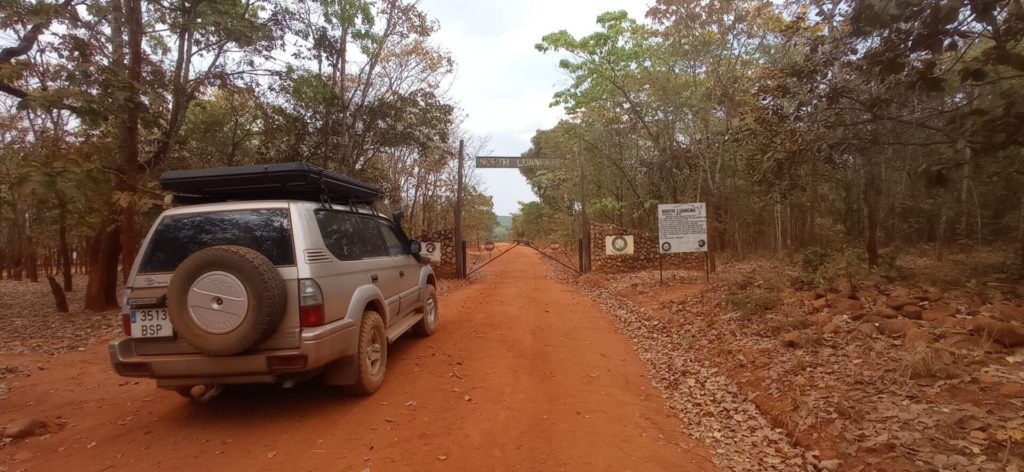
xmin=130 ymin=308 xmax=173 ymax=338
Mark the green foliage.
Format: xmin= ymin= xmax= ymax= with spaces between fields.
xmin=510 ymin=201 xmax=547 ymax=241
xmin=726 ymin=285 xmax=782 ymax=318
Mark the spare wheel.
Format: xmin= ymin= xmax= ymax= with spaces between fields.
xmin=167 ymin=245 xmax=287 ymax=356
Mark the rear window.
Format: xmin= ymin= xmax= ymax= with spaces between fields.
xmin=138 ymin=209 xmax=295 ymax=273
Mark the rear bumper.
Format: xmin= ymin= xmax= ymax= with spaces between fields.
xmin=108 ymin=319 xmax=359 ymax=386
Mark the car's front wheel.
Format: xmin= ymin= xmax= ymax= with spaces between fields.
xmin=346 ymin=310 xmax=387 ymax=395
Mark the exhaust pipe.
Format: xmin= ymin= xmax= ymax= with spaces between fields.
xmin=189 ymin=384 xmax=224 ymax=403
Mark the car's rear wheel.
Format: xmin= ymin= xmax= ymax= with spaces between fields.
xmin=346 ymin=310 xmax=387 ymax=395
xmin=413 ymin=285 xmax=438 ymax=337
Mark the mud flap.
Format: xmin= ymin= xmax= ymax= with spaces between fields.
xmin=322 ymin=354 xmax=359 ymax=385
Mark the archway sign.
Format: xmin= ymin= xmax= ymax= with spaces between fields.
xmin=476 ymin=156 xmax=562 ymax=169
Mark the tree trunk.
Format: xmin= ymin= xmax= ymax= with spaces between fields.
xmin=57 ymin=191 xmax=73 ymax=291
xmin=775 ymin=200 xmax=783 ymax=258
xmin=47 ymin=276 xmax=69 ymax=313
xmin=1019 ymin=193 xmax=1024 ymax=275
xmin=860 ymin=152 xmax=880 ymax=268
xmin=25 ymin=236 xmax=38 ymax=283
xmin=84 ymin=224 xmax=121 ymax=311
xmin=117 ymin=0 xmax=144 ymax=284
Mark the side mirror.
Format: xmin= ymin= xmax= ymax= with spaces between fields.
xmin=409 ymin=240 xmax=422 ymax=254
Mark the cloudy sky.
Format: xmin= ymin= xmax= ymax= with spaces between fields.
xmin=418 ymin=0 xmax=651 ymax=216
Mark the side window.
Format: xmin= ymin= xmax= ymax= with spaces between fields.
xmin=314 ymin=210 xmax=388 ymax=260
xmin=355 ymin=216 xmax=388 ymax=258
xmin=377 ymin=221 xmax=406 ymax=257
xmin=315 ymin=211 xmax=361 ymax=261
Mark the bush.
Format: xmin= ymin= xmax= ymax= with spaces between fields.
xmin=798 ymin=246 xmax=872 ymax=288
xmin=727 ymin=286 xmax=783 ymax=319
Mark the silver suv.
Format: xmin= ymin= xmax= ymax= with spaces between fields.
xmin=108 ymin=195 xmax=437 ymax=399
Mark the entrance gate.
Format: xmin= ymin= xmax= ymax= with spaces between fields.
xmin=460 ymin=240 xmax=584 ymax=277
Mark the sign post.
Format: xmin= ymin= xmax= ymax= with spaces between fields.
xmin=657 ymin=203 xmax=709 ymax=283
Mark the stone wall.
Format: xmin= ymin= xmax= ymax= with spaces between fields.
xmin=416 ymin=228 xmax=458 ymax=279
xmin=590 ymin=223 xmax=704 ymax=274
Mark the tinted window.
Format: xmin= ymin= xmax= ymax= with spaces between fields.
xmin=377 ymin=221 xmax=406 ymax=257
xmin=314 ymin=211 xmax=388 ymax=260
xmin=139 ymin=209 xmax=294 ymax=273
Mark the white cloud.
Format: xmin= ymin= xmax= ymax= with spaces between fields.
xmin=420 ymin=0 xmax=651 ymax=215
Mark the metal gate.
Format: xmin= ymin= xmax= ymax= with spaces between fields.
xmin=461 ymin=240 xmax=583 ymax=277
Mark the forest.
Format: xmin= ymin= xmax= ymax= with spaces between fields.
xmin=0 ymin=0 xmax=497 ymax=310
xmin=3 ymin=0 xmax=1024 ymax=315
xmin=516 ymin=0 xmax=1024 ymax=278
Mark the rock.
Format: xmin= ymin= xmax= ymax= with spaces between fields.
xmin=871 ymin=307 xmax=899 ymax=319
xmin=882 ymin=319 xmax=917 ymax=337
xmin=831 ymin=298 xmax=864 ymax=314
xmin=823 ymin=321 xmax=842 ymax=334
xmin=966 ymin=317 xmax=1024 ymax=347
xmin=977 ymin=372 xmax=999 ymax=384
xmin=856 ymin=323 xmax=879 ymax=337
xmin=904 ymin=327 xmax=933 ymax=346
xmin=3 ymin=417 xmax=43 ymax=439
xmin=922 ymin=304 xmax=957 ymax=322
xmin=886 ymin=297 xmax=918 ymax=309
xmin=819 ymin=459 xmax=842 ymax=471
xmin=985 ymin=303 xmax=1024 ymax=324
xmin=808 ymin=313 xmax=831 ymax=326
xmin=901 ymin=305 xmax=923 ymax=320
xmin=862 ymin=315 xmax=885 ymax=326
xmin=998 ymin=383 xmax=1024 ymax=397
xmin=924 ymin=290 xmax=945 ymax=302
xmin=811 ymin=297 xmax=828 ymax=311
xmin=855 ymin=289 xmax=879 ymax=301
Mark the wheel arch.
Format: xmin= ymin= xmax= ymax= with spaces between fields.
xmin=346 ymin=284 xmax=389 ymax=325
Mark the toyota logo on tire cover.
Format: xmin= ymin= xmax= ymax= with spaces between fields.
xmin=425 ymin=242 xmax=436 ymax=253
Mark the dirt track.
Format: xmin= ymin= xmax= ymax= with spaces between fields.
xmin=1 ymin=248 xmax=717 ymax=471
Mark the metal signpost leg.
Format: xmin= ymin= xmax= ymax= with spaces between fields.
xmin=659 ymin=253 xmax=664 ymax=285
xmin=704 ymin=252 xmax=710 ymax=283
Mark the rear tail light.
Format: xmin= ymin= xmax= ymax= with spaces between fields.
xmin=122 ymin=313 xmax=132 ymax=336
xmin=298 ymin=279 xmax=325 ymax=327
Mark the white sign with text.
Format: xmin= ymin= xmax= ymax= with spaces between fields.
xmin=658 ymin=203 xmax=707 ymax=253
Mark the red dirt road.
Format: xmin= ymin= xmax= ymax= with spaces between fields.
xmin=1 ymin=249 xmax=717 ymax=471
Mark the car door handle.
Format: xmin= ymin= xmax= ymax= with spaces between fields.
xmin=399 ymin=270 xmax=405 ymax=278
xmin=371 ymin=274 xmax=379 ymax=283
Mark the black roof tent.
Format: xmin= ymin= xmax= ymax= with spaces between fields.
xmin=160 ymin=162 xmax=383 ymax=204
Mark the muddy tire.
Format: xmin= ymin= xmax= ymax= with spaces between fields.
xmin=167 ymin=245 xmax=286 ymax=356
xmin=412 ymin=285 xmax=438 ymax=337
xmin=345 ymin=310 xmax=387 ymax=395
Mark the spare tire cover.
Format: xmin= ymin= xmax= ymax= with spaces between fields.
xmin=167 ymin=245 xmax=287 ymax=356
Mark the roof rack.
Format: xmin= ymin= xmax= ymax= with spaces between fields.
xmin=160 ymin=162 xmax=383 ymax=205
